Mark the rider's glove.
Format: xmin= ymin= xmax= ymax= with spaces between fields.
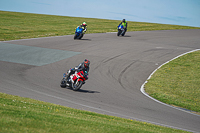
xmin=84 ymin=71 xmax=88 ymax=79
xmin=84 ymin=75 xmax=88 ymax=80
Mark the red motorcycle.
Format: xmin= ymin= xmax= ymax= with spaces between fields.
xmin=60 ymin=70 xmax=88 ymax=91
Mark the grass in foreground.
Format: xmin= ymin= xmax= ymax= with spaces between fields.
xmin=145 ymin=51 xmax=200 ymax=113
xmin=0 ymin=10 xmax=199 ymax=41
xmin=0 ymin=92 xmax=188 ymax=133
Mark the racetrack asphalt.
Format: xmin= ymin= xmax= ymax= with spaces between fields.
xmin=0 ymin=29 xmax=200 ymax=132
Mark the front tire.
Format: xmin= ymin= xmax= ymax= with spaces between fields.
xmin=72 ymin=80 xmax=83 ymax=91
xmin=74 ymin=33 xmax=78 ymax=39
xmin=117 ymin=30 xmax=121 ymax=36
xmin=60 ymin=78 xmax=66 ymax=88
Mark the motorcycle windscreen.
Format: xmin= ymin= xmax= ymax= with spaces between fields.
xmin=76 ymin=27 xmax=83 ymax=33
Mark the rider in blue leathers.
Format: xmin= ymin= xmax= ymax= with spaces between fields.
xmin=77 ymin=22 xmax=87 ymax=38
xmin=119 ymin=19 xmax=127 ymax=35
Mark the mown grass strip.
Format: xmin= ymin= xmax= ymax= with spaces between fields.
xmin=0 ymin=10 xmax=199 ymax=41
xmin=0 ymin=92 xmax=189 ymax=133
xmin=145 ymin=51 xmax=200 ymax=113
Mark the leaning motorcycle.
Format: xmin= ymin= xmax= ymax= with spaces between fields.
xmin=117 ymin=24 xmax=126 ymax=36
xmin=60 ymin=69 xmax=88 ymax=91
xmin=74 ymin=26 xmax=84 ymax=39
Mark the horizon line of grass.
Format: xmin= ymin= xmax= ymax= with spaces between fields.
xmin=1 ymin=10 xmax=200 ymax=41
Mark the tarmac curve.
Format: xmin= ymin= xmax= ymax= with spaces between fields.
xmin=0 ymin=29 xmax=200 ymax=132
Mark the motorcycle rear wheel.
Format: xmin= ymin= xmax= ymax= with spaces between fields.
xmin=72 ymin=80 xmax=83 ymax=91
xmin=78 ymin=33 xmax=83 ymax=39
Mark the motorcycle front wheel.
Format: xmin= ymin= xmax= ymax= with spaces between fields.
xmin=117 ymin=30 xmax=121 ymax=36
xmin=60 ymin=78 xmax=66 ymax=88
xmin=74 ymin=33 xmax=78 ymax=39
xmin=72 ymin=80 xmax=83 ymax=91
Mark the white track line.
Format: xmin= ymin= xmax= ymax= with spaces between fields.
xmin=140 ymin=49 xmax=200 ymax=116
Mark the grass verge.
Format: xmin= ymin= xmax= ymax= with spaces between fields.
xmin=0 ymin=10 xmax=199 ymax=41
xmin=145 ymin=51 xmax=200 ymax=113
xmin=0 ymin=92 xmax=189 ymax=133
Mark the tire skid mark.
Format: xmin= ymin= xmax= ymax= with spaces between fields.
xmin=93 ymin=53 xmax=126 ymax=76
xmin=103 ymin=53 xmax=126 ymax=63
xmin=118 ymin=60 xmax=138 ymax=90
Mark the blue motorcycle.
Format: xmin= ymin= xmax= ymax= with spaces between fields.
xmin=74 ymin=26 xmax=84 ymax=39
xmin=117 ymin=24 xmax=126 ymax=36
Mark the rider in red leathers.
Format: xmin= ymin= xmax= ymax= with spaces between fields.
xmin=66 ymin=59 xmax=90 ymax=82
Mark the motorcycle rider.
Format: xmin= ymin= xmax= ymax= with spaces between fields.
xmin=119 ymin=19 xmax=127 ymax=35
xmin=65 ymin=59 xmax=90 ymax=82
xmin=80 ymin=22 xmax=87 ymax=32
xmin=77 ymin=22 xmax=87 ymax=38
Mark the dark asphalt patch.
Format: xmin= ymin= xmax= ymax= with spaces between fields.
xmin=0 ymin=42 xmax=81 ymax=66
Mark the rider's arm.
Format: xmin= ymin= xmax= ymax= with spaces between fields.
xmin=86 ymin=67 xmax=89 ymax=73
xmin=83 ymin=26 xmax=87 ymax=32
xmin=74 ymin=63 xmax=83 ymax=71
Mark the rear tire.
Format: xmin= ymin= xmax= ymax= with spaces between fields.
xmin=72 ymin=80 xmax=83 ymax=91
xmin=122 ymin=29 xmax=126 ymax=36
xmin=78 ymin=33 xmax=83 ymax=39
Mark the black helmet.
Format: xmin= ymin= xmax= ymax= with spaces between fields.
xmin=84 ymin=59 xmax=90 ymax=68
xmin=122 ymin=19 xmax=125 ymax=22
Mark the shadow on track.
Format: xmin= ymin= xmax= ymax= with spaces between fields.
xmin=64 ymin=87 xmax=100 ymax=93
xmin=118 ymin=35 xmax=131 ymax=37
xmin=74 ymin=39 xmax=91 ymax=41
xmin=78 ymin=89 xmax=100 ymax=93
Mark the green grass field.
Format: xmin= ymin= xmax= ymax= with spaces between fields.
xmin=0 ymin=10 xmax=199 ymax=132
xmin=145 ymin=51 xmax=200 ymax=113
xmin=0 ymin=92 xmax=189 ymax=133
xmin=0 ymin=10 xmax=199 ymax=41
